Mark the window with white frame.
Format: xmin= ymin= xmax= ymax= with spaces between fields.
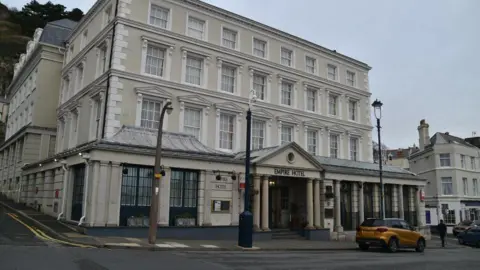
xmin=281 ymin=48 xmax=293 ymax=66
xmin=281 ymin=125 xmax=293 ymax=144
xmin=81 ymin=30 xmax=88 ymax=49
xmin=140 ymin=99 xmax=162 ymax=129
xmin=98 ymin=45 xmax=108 ymax=76
xmin=149 ymin=4 xmax=169 ymax=29
xmin=253 ymin=38 xmax=266 ymax=58
xmin=185 ymin=55 xmax=203 ymax=85
xmin=441 ymin=177 xmax=453 ymax=195
xmin=183 ymin=107 xmax=202 ymax=140
xmin=76 ymin=64 xmax=84 ymax=92
xmin=463 ymin=178 xmax=468 ymax=195
xmin=346 ymin=71 xmax=355 ymax=86
xmin=70 ymin=110 xmax=79 ymax=147
xmin=471 ymin=157 xmax=476 ymax=170
xmin=330 ymin=133 xmax=339 ymax=158
xmin=306 ymin=88 xmax=316 ymax=112
xmin=349 ymin=100 xmax=357 ymax=121
xmin=252 ymin=119 xmax=265 ymax=150
xmin=440 ymin=153 xmax=451 ymax=166
xmin=307 ymin=130 xmax=317 ymax=155
xmin=350 ymin=137 xmax=359 ymax=161
xmin=473 ymin=179 xmax=478 ymax=196
xmin=329 ymin=94 xmax=338 ymax=115
xmin=222 ymin=28 xmax=237 ymax=49
xmin=461 ymin=155 xmax=466 ymax=168
xmin=281 ymin=81 xmax=293 ymax=106
xmin=253 ymin=73 xmax=266 ymax=100
xmin=306 ymin=56 xmax=316 ymax=74
xmin=187 ymin=16 xmax=205 ymax=40
xmin=221 ymin=64 xmax=236 ymax=93
xmin=145 ymin=44 xmax=166 ymax=77
xmin=92 ymin=98 xmax=102 ymax=139
xmin=327 ymin=64 xmax=337 ymax=80
xmin=103 ymin=5 xmax=112 ymax=26
xmin=219 ymin=113 xmax=235 ymax=150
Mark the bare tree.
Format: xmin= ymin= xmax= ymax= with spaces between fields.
xmin=372 ymin=141 xmax=389 ymax=164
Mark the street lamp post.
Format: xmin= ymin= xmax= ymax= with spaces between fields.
xmin=148 ymin=101 xmax=173 ymax=244
xmin=372 ymin=99 xmax=385 ymax=220
xmin=238 ymin=89 xmax=257 ymax=248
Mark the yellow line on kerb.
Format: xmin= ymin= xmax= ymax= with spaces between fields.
xmin=6 ymin=213 xmax=95 ymax=248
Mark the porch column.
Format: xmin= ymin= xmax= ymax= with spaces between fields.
xmin=415 ymin=187 xmax=423 ymax=226
xmin=392 ymin=184 xmax=398 ymax=218
xmin=202 ymin=170 xmax=212 ymax=226
xmin=334 ymin=180 xmax=343 ymax=232
xmin=306 ymin=178 xmax=314 ymax=229
xmin=373 ymin=184 xmax=380 ymax=218
xmin=313 ymin=179 xmax=321 ymax=228
xmin=261 ymin=175 xmax=270 ymax=231
xmin=43 ymin=170 xmax=54 ymax=215
xmin=197 ymin=170 xmax=205 ymax=226
xmin=398 ymin=184 xmax=404 ymax=219
xmin=358 ymin=182 xmax=365 ymax=224
xmin=253 ymin=174 xmax=261 ymax=230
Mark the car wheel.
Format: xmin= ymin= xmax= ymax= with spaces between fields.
xmin=358 ymin=244 xmax=369 ymax=251
xmin=415 ymin=238 xmax=425 ymax=252
xmin=387 ymin=238 xmax=398 ymax=253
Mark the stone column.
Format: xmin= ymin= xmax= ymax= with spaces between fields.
xmin=334 ymin=180 xmax=343 ymax=232
xmin=398 ymin=184 xmax=404 ymax=219
xmin=319 ymin=180 xmax=325 ymax=228
xmin=202 ymin=170 xmax=212 ymax=226
xmin=373 ymin=184 xmax=380 ymax=218
xmin=358 ymin=182 xmax=365 ymax=224
xmin=98 ymin=161 xmax=110 ymax=225
xmin=197 ymin=170 xmax=205 ymax=226
xmin=107 ymin=162 xmax=121 ymax=226
xmin=306 ymin=178 xmax=314 ymax=229
xmin=313 ymin=179 xmax=321 ymax=228
xmin=261 ymin=176 xmax=270 ymax=231
xmin=415 ymin=187 xmax=423 ymax=226
xmin=392 ymin=184 xmax=398 ymax=218
xmin=89 ymin=161 xmax=101 ymax=226
xmin=231 ymin=173 xmax=239 ymax=225
xmin=253 ymin=174 xmax=261 ymax=230
xmin=43 ymin=170 xmax=53 ymax=215
xmin=158 ymin=167 xmax=171 ymax=226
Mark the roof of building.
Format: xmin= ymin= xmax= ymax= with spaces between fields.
xmin=386 ymin=148 xmax=414 ymax=159
xmin=39 ymin=19 xmax=77 ymax=47
xmin=411 ymin=132 xmax=477 ymax=157
xmin=101 ymin=125 xmax=232 ymax=157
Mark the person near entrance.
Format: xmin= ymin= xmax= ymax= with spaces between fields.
xmin=438 ymin=219 xmax=447 ymax=247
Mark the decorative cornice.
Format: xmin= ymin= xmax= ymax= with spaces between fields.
xmin=180 ymin=46 xmax=211 ymax=57
xmin=177 ymin=94 xmax=213 ymax=107
xmin=251 ymin=107 xmax=274 ymax=119
xmin=277 ymin=114 xmax=301 ymax=124
xmin=134 ymin=86 xmax=173 ymax=100
xmin=328 ymin=124 xmax=347 ymax=133
xmin=216 ymin=56 xmax=244 ymax=67
xmin=303 ymin=119 xmax=327 ymax=129
xmin=214 ymin=101 xmax=245 ymax=113
xmin=141 ymin=35 xmax=176 ymax=48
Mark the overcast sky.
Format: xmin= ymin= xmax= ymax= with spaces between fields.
xmin=5 ymin=0 xmax=480 ymax=149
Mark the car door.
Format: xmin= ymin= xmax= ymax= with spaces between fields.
xmin=391 ymin=220 xmax=409 ymax=247
xmin=399 ymin=220 xmax=416 ymax=247
xmin=463 ymin=228 xmax=474 ymax=245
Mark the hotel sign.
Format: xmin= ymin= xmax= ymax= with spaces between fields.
xmin=273 ymin=168 xmax=305 ymax=177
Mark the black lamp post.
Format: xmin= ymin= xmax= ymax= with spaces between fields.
xmin=372 ymin=99 xmax=385 ymax=219
xmin=148 ymin=101 xmax=173 ymax=244
xmin=238 ymin=89 xmax=257 ymax=248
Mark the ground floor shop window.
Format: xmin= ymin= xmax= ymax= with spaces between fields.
xmin=169 ymin=169 xmax=198 ymax=226
xmin=119 ymin=165 xmax=153 ymax=226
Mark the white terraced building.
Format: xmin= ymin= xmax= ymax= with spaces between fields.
xmin=7 ymin=0 xmax=426 ymax=240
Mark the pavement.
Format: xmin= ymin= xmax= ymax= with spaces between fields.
xmin=0 ymin=197 xmax=470 ymax=252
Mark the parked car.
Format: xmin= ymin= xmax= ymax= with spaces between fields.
xmin=457 ymin=227 xmax=480 ymax=247
xmin=356 ymin=218 xmax=426 ymax=253
xmin=453 ymin=220 xmax=480 ymax=236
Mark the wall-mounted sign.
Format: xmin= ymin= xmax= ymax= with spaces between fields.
xmin=273 ymin=168 xmax=305 ymax=177
xmin=211 ymin=200 xmax=230 ymax=212
xmin=214 ymin=184 xmax=227 ymax=190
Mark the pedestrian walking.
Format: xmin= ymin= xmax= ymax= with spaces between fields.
xmin=438 ymin=219 xmax=447 ymax=247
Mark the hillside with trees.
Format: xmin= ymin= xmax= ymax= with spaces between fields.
xmin=0 ymin=0 xmax=84 ymax=97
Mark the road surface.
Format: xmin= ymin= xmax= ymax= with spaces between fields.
xmin=1 ymin=205 xmax=478 ymax=269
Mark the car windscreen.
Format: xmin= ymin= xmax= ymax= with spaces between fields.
xmin=361 ymin=219 xmax=385 ymax=227
xmin=460 ymin=220 xmax=473 ymax=226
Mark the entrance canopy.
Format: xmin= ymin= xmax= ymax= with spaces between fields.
xmin=235 ymin=142 xmax=324 ymax=179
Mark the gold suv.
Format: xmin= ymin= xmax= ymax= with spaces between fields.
xmin=356 ymin=218 xmax=426 ymax=253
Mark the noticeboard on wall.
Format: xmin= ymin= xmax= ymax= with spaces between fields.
xmin=211 ymin=200 xmax=230 ymax=213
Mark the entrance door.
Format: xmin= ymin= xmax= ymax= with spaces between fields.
xmin=340 ymin=182 xmax=353 ymax=230
xmin=119 ymin=165 xmax=153 ymax=226
xmin=169 ymin=169 xmax=198 ymax=226
xmin=269 ymin=187 xmax=289 ymax=229
xmin=71 ymin=165 xmax=85 ymax=221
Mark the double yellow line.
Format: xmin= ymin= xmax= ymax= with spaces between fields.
xmin=7 ymin=213 xmax=95 ymax=248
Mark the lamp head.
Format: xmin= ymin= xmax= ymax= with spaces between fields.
xmin=166 ymin=106 xmax=173 ymax=115
xmin=371 ymin=99 xmax=383 ymax=119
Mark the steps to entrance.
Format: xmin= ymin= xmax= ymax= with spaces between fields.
xmin=271 ymin=229 xmax=305 ymax=240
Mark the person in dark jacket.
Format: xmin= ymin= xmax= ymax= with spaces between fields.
xmin=438 ymin=219 xmax=447 ymax=247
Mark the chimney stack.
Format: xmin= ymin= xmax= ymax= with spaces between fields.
xmin=417 ymin=119 xmax=430 ymax=151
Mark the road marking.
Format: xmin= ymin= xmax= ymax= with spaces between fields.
xmin=6 ymin=213 xmax=95 ymax=249
xmin=201 ymin=245 xmax=219 ymax=248
xmin=165 ymin=242 xmax=189 ymax=248
xmin=156 ymin=244 xmax=174 ymax=248
xmin=105 ymin=243 xmax=141 ymax=247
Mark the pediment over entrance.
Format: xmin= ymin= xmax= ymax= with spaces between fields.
xmin=248 ymin=142 xmax=323 ymax=178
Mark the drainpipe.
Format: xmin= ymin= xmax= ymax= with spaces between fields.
xmin=57 ymin=160 xmax=68 ymax=220
xmin=78 ymin=154 xmax=91 ymax=226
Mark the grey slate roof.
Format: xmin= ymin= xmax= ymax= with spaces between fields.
xmin=102 ymin=126 xmax=233 ymax=157
xmin=39 ymin=19 xmax=77 ymax=47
